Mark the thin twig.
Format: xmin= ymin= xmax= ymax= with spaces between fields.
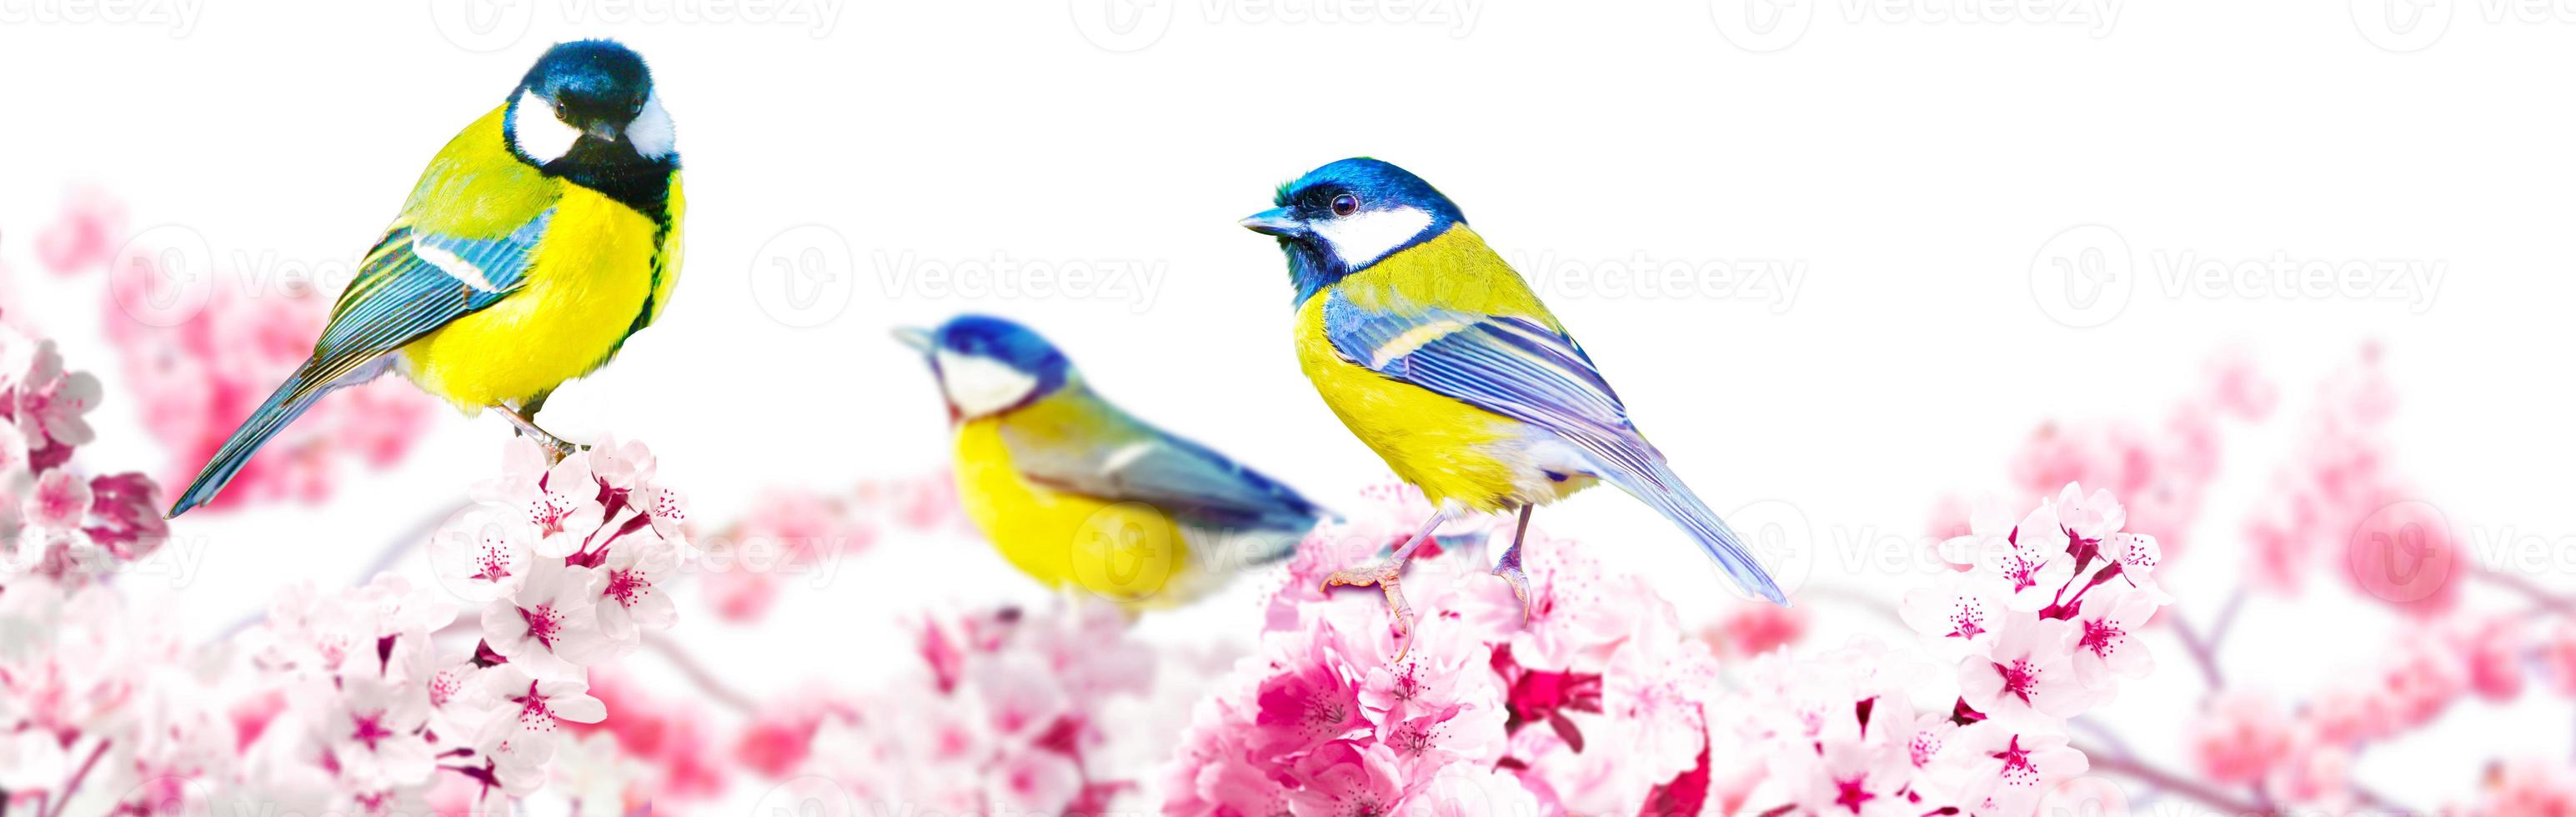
xmin=41 ymin=739 xmax=109 ymax=817
xmin=642 ymin=632 xmax=757 ymax=714
xmin=2164 ymin=607 xmax=2226 ymax=692
xmin=2471 ymin=565 xmax=2576 ymax=614
xmin=2207 ymin=584 xmax=2248 ymax=649
xmin=2079 ymin=747 xmax=2270 ymax=815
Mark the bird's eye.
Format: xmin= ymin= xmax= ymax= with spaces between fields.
xmin=1331 ymin=193 xmax=1359 ymax=216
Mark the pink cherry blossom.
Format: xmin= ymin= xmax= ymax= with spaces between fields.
xmin=1901 ymin=572 xmax=2007 ymax=655
xmin=479 ymin=560 xmax=609 ymax=682
xmin=305 ymin=672 xmax=436 ymax=785
xmin=474 ymin=666 xmax=608 ymax=766
xmin=2066 ymin=584 xmax=2158 ymax=689
xmin=592 ymin=539 xmax=679 ymax=643
xmin=2458 ymin=759 xmax=2576 ymax=817
xmin=33 ymin=189 xmax=124 ymax=275
xmin=1958 ymin=615 xmax=2092 ymax=724
xmin=1947 ymin=724 xmax=2089 ymax=817
xmin=2188 ymin=692 xmax=2293 ymax=784
xmin=429 ymin=506 xmax=536 ymax=603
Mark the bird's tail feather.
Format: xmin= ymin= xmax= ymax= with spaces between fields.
xmin=166 ymin=369 xmax=336 ymax=519
xmin=1581 ymin=435 xmax=1789 ymax=606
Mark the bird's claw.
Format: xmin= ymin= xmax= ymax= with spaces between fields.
xmin=1491 ymin=563 xmax=1531 ymax=628
xmin=1321 ymin=560 xmax=1416 ymax=660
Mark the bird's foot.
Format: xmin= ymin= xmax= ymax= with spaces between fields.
xmin=1491 ymin=504 xmax=1534 ymax=627
xmin=517 ymin=428 xmax=584 ymax=464
xmin=1321 ymin=559 xmax=1417 ymax=659
xmin=1491 ymin=561 xmax=1531 ymax=628
xmin=490 ymin=406 xmax=585 ymax=464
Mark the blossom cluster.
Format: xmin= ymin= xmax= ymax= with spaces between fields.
xmin=1718 ymin=484 xmax=2171 ymax=817
xmin=787 ymin=599 xmax=1155 ymax=815
xmin=2006 ymin=348 xmax=2271 ymax=561
xmin=2185 ymin=605 xmax=2576 ymax=812
xmin=408 ymin=437 xmax=694 ymax=803
xmin=0 ymin=434 xmax=690 ymax=814
xmin=2238 ymin=344 xmax=2458 ymax=610
xmin=1161 ymin=484 xmax=1742 ymax=817
xmin=0 ymin=321 xmax=165 ymax=584
xmin=0 ymin=318 xmax=180 ymax=807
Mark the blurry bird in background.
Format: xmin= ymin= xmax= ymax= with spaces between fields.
xmin=1241 ymin=157 xmax=1787 ymax=643
xmin=897 ymin=314 xmax=1326 ymax=610
xmin=168 ymin=39 xmax=686 ymax=518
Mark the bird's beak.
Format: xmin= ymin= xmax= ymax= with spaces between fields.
xmin=585 ymin=122 xmax=624 ymax=142
xmin=892 ymin=327 xmax=935 ymax=354
xmin=1238 ymin=208 xmax=1306 ymax=238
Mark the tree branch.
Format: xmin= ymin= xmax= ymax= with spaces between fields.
xmin=642 ymin=632 xmax=758 ymax=714
xmin=2078 ymin=748 xmax=2271 ymax=815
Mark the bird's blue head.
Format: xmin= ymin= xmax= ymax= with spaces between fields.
xmin=507 ymin=40 xmax=679 ymax=214
xmin=893 ymin=315 xmax=1075 ymax=419
xmin=1240 ymin=158 xmax=1466 ymax=305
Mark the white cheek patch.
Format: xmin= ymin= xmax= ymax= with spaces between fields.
xmin=627 ymin=91 xmax=675 ymax=160
xmin=509 ymin=93 xmax=581 ymax=164
xmin=1313 ymin=206 xmax=1434 ymax=269
xmin=935 ymin=351 xmax=1040 ymax=418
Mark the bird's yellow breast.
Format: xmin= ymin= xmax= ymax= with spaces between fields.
xmin=401 ymin=183 xmax=664 ymax=413
xmin=1294 ymin=298 xmax=1527 ymax=514
xmin=1293 ymin=225 xmax=1596 ymax=514
xmin=951 ymin=416 xmax=1198 ymax=609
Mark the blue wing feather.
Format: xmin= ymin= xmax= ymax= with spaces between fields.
xmin=1000 ymin=389 xmax=1326 ymax=538
xmin=166 ymin=214 xmax=551 ymax=518
xmin=1322 ymin=292 xmax=1787 ymax=604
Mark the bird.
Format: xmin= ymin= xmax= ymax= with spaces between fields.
xmin=1239 ymin=157 xmax=1787 ymax=642
xmin=166 ymin=39 xmax=684 ymax=518
xmin=896 ymin=314 xmax=1327 ymax=609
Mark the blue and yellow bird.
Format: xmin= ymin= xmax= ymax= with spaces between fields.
xmin=896 ymin=315 xmax=1326 ymax=609
xmin=1240 ymin=158 xmax=1787 ymax=635
xmin=167 ymin=40 xmax=685 ymax=518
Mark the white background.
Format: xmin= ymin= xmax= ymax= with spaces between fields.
xmin=4 ymin=0 xmax=2573 ymax=807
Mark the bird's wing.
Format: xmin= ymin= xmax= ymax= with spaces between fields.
xmin=999 ymin=389 xmax=1325 ymax=536
xmin=164 ymin=212 xmax=552 ymax=517
xmin=311 ymin=212 xmax=552 ymax=383
xmin=1321 ymin=291 xmax=1787 ymax=604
